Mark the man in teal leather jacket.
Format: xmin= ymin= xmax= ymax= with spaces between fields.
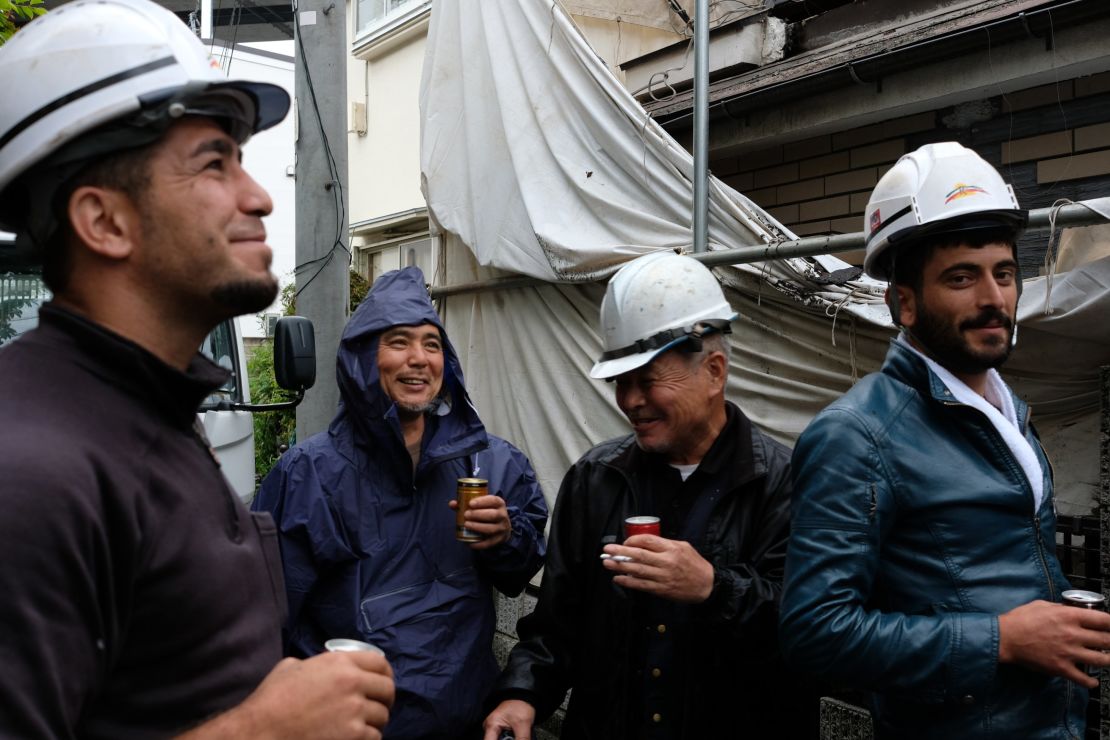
xmin=781 ymin=142 xmax=1110 ymax=738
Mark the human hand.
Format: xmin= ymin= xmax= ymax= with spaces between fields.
xmin=177 ymin=651 xmax=395 ymax=740
xmin=449 ymin=495 xmax=512 ymax=550
xmin=998 ymin=599 xmax=1110 ymax=688
xmin=601 ymin=534 xmax=714 ymax=603
xmin=482 ymin=699 xmax=535 ymax=740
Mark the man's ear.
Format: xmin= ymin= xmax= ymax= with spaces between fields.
xmin=67 ymin=186 xmax=140 ymax=261
xmin=886 ymin=283 xmax=917 ymax=329
xmin=704 ymin=350 xmax=728 ymax=394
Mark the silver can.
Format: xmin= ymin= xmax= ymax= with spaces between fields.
xmin=1062 ymin=589 xmax=1107 ymax=610
xmin=324 ymin=638 xmax=384 ymax=655
xmin=1062 ymin=590 xmax=1106 ymax=677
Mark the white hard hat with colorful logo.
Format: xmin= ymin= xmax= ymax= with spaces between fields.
xmin=862 ymin=142 xmax=1027 ymax=281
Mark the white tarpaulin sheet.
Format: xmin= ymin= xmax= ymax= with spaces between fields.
xmin=419 ymin=0 xmax=1109 ymax=514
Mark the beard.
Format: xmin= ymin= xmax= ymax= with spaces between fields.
xmin=396 ymin=399 xmax=438 ymax=416
xmin=912 ymin=302 xmax=1014 ymax=375
xmin=211 ymin=275 xmax=280 ymax=316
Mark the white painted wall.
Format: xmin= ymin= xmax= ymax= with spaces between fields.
xmin=347 ymin=29 xmax=428 ymax=225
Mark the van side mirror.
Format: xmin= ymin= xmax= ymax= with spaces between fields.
xmin=273 ymin=316 xmax=316 ymax=391
xmin=226 ymin=316 xmax=316 ymax=413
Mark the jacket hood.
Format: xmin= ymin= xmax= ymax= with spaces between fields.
xmin=331 ymin=266 xmax=487 ymax=461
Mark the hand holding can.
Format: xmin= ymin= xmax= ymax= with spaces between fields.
xmin=456 ymin=478 xmax=488 ymax=542
xmin=1063 ymin=589 xmax=1108 ymax=677
xmin=624 ymin=516 xmax=660 ymax=539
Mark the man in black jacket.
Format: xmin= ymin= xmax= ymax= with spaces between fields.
xmin=483 ymin=252 xmax=812 ymax=739
xmin=0 ymin=1 xmax=393 ymax=738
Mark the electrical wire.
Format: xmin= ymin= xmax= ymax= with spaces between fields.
xmin=223 ymin=0 xmax=242 ymax=75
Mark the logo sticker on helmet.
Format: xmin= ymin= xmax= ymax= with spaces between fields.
xmin=869 ymin=209 xmax=881 ymax=234
xmin=944 ymin=183 xmax=989 ymax=204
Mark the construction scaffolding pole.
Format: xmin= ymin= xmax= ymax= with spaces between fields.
xmin=428 ymin=199 xmax=1110 ymax=299
xmin=692 ymin=0 xmax=709 ymax=254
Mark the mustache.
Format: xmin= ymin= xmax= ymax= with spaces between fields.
xmin=960 ymin=307 xmax=1013 ymax=332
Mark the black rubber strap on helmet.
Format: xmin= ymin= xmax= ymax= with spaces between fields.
xmin=598 ymin=318 xmax=732 ymax=362
xmin=0 ymin=56 xmax=176 ymax=151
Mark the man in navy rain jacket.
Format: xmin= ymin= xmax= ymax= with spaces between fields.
xmin=254 ymin=266 xmax=548 ymax=739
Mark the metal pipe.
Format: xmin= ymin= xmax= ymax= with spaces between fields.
xmin=692 ymin=0 xmax=709 ymax=253
xmin=428 ymin=199 xmax=1109 ymax=298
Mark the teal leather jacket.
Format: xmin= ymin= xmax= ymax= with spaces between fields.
xmin=780 ymin=340 xmax=1084 ymax=739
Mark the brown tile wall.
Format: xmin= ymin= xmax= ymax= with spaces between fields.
xmin=709 ymin=70 xmax=1110 ymax=267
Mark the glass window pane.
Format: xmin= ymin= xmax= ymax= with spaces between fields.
xmin=199 ymin=320 xmax=242 ymax=403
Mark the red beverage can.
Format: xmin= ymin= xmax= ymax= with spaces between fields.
xmin=624 ymin=516 xmax=661 ymax=539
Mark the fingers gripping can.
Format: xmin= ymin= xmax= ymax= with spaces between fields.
xmin=624 ymin=516 xmax=661 ymax=539
xmin=456 ymin=478 xmax=487 ymax=542
xmin=1063 ymin=589 xmax=1107 ymax=677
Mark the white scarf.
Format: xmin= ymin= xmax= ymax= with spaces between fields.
xmin=896 ymin=334 xmax=1045 ymax=512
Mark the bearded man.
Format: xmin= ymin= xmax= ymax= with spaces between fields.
xmin=779 ymin=142 xmax=1110 ymax=739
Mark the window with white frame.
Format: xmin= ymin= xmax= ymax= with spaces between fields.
xmin=355 ymin=0 xmax=422 ymax=38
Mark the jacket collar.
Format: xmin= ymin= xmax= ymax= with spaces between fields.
xmin=604 ymin=401 xmax=766 ymax=489
xmin=37 ymin=303 xmax=229 ymax=430
xmin=881 ymin=338 xmax=1030 ymax=427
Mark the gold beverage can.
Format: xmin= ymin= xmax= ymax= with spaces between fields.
xmin=456 ymin=478 xmax=488 ymax=542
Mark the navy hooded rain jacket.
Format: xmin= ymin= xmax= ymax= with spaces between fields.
xmin=254 ymin=267 xmax=548 ymax=739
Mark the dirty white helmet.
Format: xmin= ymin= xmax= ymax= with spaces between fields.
xmin=863 ymin=142 xmax=1026 ymax=281
xmin=0 ymin=0 xmax=290 ymax=233
xmin=590 ymin=252 xmax=736 ymax=380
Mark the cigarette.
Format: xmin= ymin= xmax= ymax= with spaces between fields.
xmin=599 ymin=554 xmax=633 ymax=563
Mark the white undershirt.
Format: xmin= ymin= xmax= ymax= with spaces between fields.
xmin=670 ymin=463 xmax=698 ymax=482
xmin=896 ymin=334 xmax=1045 ymax=512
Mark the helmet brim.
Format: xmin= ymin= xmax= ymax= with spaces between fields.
xmin=589 ymin=338 xmax=685 ymax=380
xmin=211 ymin=79 xmax=290 ymax=136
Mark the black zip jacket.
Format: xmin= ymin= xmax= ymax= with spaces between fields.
xmin=0 ymin=305 xmax=285 ymax=739
xmin=490 ymin=402 xmax=818 ymax=738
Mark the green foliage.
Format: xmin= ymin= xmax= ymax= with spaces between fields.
xmin=249 ymin=269 xmax=371 ymax=483
xmin=350 ymin=269 xmax=370 ymax=311
xmin=247 ymin=341 xmax=297 ymax=483
xmin=0 ymin=296 xmax=34 ymax=343
xmin=0 ymin=0 xmax=45 ymax=44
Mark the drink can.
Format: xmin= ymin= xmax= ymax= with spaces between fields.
xmin=1062 ymin=590 xmax=1107 ymax=609
xmin=624 ymin=516 xmax=661 ymax=539
xmin=324 ymin=638 xmax=384 ymax=655
xmin=1062 ymin=590 xmax=1106 ymax=677
xmin=456 ymin=478 xmax=487 ymax=542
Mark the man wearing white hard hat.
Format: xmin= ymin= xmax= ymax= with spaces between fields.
xmin=780 ymin=142 xmax=1110 ymax=738
xmin=0 ymin=1 xmax=393 ymax=737
xmin=484 ymin=252 xmax=815 ymax=739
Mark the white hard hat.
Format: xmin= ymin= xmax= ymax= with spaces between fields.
xmin=0 ymin=0 xmax=290 ymax=232
xmin=863 ymin=142 xmax=1026 ymax=281
xmin=590 ymin=252 xmax=737 ymax=380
